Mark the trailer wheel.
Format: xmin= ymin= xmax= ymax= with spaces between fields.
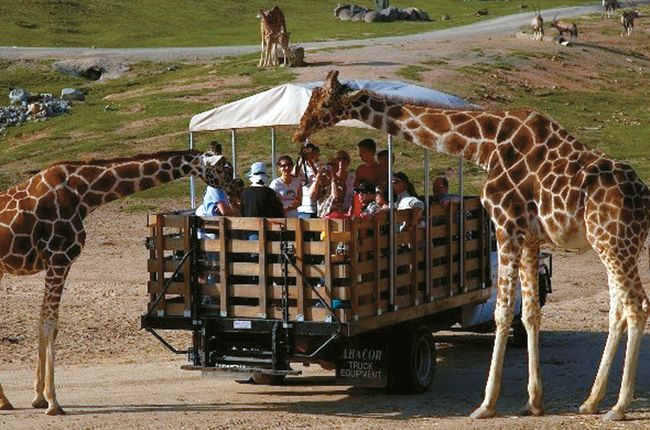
xmin=251 ymin=372 xmax=286 ymax=385
xmin=387 ymin=326 xmax=436 ymax=394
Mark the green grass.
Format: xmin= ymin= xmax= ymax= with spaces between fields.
xmin=0 ymin=0 xmax=591 ymax=48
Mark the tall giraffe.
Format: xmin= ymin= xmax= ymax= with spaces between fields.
xmin=0 ymin=149 xmax=230 ymax=415
xmin=293 ymin=71 xmax=650 ymax=421
xmin=258 ymin=6 xmax=291 ymax=67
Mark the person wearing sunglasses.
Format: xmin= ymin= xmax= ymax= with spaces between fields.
xmin=270 ymin=155 xmax=302 ymax=218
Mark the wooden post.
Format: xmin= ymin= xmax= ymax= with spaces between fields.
xmin=219 ymin=218 xmax=229 ymax=317
xmin=374 ymin=214 xmax=382 ymax=315
xmin=411 ymin=224 xmax=420 ymax=305
xmin=155 ymin=214 xmax=166 ymax=315
xmin=182 ymin=216 xmax=192 ymax=316
xmin=258 ymin=218 xmax=267 ymax=318
xmin=295 ymin=219 xmax=305 ymax=321
xmin=447 ymin=203 xmax=454 ymax=297
xmin=348 ymin=219 xmax=357 ymax=322
xmin=324 ymin=220 xmax=333 ymax=320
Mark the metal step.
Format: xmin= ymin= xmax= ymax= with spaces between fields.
xmin=181 ymin=364 xmax=301 ymax=376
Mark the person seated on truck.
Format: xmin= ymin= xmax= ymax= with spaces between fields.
xmin=294 ymin=143 xmax=321 ymax=219
xmin=432 ymin=176 xmax=461 ymax=208
xmin=241 ymin=162 xmax=284 ymax=219
xmin=269 ymin=155 xmax=302 ymax=218
xmin=332 ymin=149 xmax=356 ymax=214
xmin=377 ymin=149 xmax=395 ymax=188
xmin=362 ymin=184 xmax=390 ymax=218
xmin=354 ymin=138 xmax=381 ymax=189
xmin=392 ymin=171 xmax=424 ymax=230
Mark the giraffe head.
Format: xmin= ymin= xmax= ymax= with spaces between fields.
xmin=293 ymin=70 xmax=362 ymax=142
xmin=200 ymin=151 xmax=232 ymax=189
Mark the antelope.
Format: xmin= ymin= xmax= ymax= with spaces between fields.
xmin=551 ymin=14 xmax=578 ymax=41
xmin=621 ymin=1 xmax=639 ymax=36
xmin=532 ymin=10 xmax=544 ymax=41
xmin=603 ymin=0 xmax=620 ymax=18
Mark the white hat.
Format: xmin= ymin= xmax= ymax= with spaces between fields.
xmin=248 ymin=161 xmax=268 ymax=185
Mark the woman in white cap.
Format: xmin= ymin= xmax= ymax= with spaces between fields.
xmin=240 ymin=161 xmax=284 ymax=218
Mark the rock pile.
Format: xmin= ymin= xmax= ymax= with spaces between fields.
xmin=334 ymin=4 xmax=430 ymax=23
xmin=1 ymin=88 xmax=73 ymax=134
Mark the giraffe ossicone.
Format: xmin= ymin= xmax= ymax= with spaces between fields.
xmin=0 ymin=149 xmax=231 ymax=415
xmin=294 ymin=70 xmax=650 ymax=421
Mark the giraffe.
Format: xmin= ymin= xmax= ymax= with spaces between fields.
xmin=0 ymin=149 xmax=231 ymax=415
xmin=258 ymin=5 xmax=291 ymax=68
xmin=293 ymin=71 xmax=650 ymax=421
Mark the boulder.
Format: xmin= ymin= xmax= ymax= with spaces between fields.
xmin=379 ymin=7 xmax=399 ymax=22
xmin=9 ymin=88 xmax=30 ymax=105
xmin=334 ymin=3 xmax=351 ymax=17
xmin=350 ymin=11 xmax=366 ymax=21
xmin=60 ymin=88 xmax=85 ymax=102
xmin=337 ymin=8 xmax=352 ymax=20
xmin=441 ymin=14 xmax=451 ymax=21
xmin=364 ymin=10 xmax=381 ymax=22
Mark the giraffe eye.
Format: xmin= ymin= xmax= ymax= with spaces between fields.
xmin=322 ymin=103 xmax=330 ymax=109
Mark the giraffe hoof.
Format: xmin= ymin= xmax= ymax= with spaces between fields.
xmin=519 ymin=403 xmax=544 ymax=416
xmin=578 ymin=402 xmax=598 ymax=415
xmin=45 ymin=404 xmax=66 ymax=416
xmin=32 ymin=398 xmax=48 ymax=409
xmin=0 ymin=401 xmax=14 ymax=410
xmin=603 ymin=409 xmax=625 ymax=421
xmin=470 ymin=406 xmax=496 ymax=419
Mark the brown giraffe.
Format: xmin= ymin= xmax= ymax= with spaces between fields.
xmin=0 ymin=149 xmax=231 ymax=415
xmin=293 ymin=71 xmax=650 ymax=421
xmin=258 ymin=5 xmax=291 ymax=67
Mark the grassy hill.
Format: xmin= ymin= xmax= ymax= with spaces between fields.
xmin=0 ymin=0 xmax=589 ymax=48
xmin=0 ymin=4 xmax=648 ymax=211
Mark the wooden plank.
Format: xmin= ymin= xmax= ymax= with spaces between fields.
xmin=348 ymin=288 xmax=491 ymax=335
xmin=323 ymin=220 xmax=333 ymax=306
xmin=258 ymin=218 xmax=267 ymax=318
xmin=411 ymin=226 xmax=419 ymax=304
xmin=155 ymin=214 xmax=166 ymax=314
xmin=373 ymin=214 xmax=383 ymax=315
xmin=447 ymin=202 xmax=454 ymax=297
xmin=347 ymin=220 xmax=357 ymax=323
xmin=182 ymin=216 xmax=191 ymax=314
xmin=219 ymin=217 xmax=229 ymax=316
xmin=295 ymin=218 xmax=305 ymax=320
xmin=160 ymin=214 xmax=188 ymax=229
xmin=147 ymin=280 xmax=186 ymax=295
xmin=226 ymin=217 xmax=265 ymax=230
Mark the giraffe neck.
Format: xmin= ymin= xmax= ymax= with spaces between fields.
xmin=348 ymin=94 xmax=544 ymax=171
xmin=54 ymin=150 xmax=203 ymax=217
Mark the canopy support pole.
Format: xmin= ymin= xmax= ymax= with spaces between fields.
xmin=387 ymin=134 xmax=395 ymax=310
xmin=189 ymin=132 xmax=196 ymax=209
xmin=424 ymin=150 xmax=431 ymax=301
xmin=231 ymin=129 xmax=237 ymax=178
xmin=271 ymin=127 xmax=277 ymax=180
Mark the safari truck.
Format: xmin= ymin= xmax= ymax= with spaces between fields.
xmin=141 ymin=80 xmax=552 ymax=392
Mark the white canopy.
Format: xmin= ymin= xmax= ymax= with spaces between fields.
xmin=189 ymin=79 xmax=479 ymax=132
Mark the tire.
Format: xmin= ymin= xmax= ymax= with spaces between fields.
xmin=251 ymin=372 xmax=286 ymax=385
xmin=387 ymin=326 xmax=436 ymax=394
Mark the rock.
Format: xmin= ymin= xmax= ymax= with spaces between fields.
xmin=61 ymin=88 xmax=85 ymax=102
xmin=441 ymin=14 xmax=451 ymax=21
xmin=9 ymin=88 xmax=29 ymax=105
xmin=27 ymin=103 xmax=43 ymax=115
xmin=475 ymin=9 xmax=489 ymax=16
xmin=380 ymin=7 xmax=398 ymax=22
xmin=334 ymin=3 xmax=351 ymax=17
xmin=287 ymin=46 xmax=305 ymax=66
xmin=350 ymin=11 xmax=366 ymax=21
xmin=364 ymin=10 xmax=380 ymax=22
xmin=337 ymin=8 xmax=352 ymax=20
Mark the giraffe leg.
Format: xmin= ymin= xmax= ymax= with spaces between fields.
xmin=0 ymin=274 xmax=13 ymax=410
xmin=471 ymin=233 xmax=522 ymax=419
xmin=579 ymin=279 xmax=625 ymax=415
xmin=603 ymin=269 xmax=649 ymax=421
xmin=518 ymin=244 xmax=544 ymax=416
xmin=0 ymin=383 xmax=13 ymax=410
xmin=32 ymin=322 xmax=48 ymax=409
xmin=32 ymin=265 xmax=70 ymax=416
